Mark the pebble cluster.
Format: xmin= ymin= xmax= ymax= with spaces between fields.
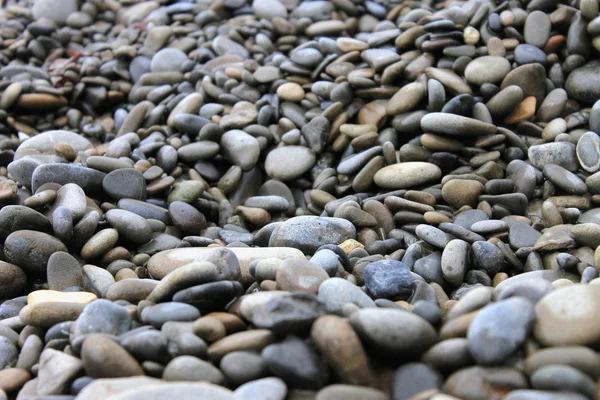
xmin=1 ymin=0 xmax=600 ymax=399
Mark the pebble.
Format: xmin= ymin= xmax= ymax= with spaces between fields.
xmin=467 ymin=297 xmax=535 ymax=365
xmin=374 ymin=162 xmax=442 ymax=189
xmin=4 ymin=230 xmax=67 ymax=275
xmin=535 ymin=284 xmax=600 ymax=346
xmin=363 ymin=260 xmax=414 ymax=300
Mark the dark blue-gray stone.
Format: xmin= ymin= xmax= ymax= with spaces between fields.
xmin=467 ymin=297 xmax=535 ymax=365
xmin=74 ymin=299 xmax=132 ymax=337
xmin=472 ymin=241 xmax=505 ymax=275
xmin=363 ymin=259 xmax=414 ymax=300
xmin=140 ymin=302 xmax=201 ymax=328
xmin=31 ymin=163 xmax=105 ymax=194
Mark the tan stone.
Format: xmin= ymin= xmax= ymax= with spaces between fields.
xmin=27 ymin=290 xmax=97 ymax=305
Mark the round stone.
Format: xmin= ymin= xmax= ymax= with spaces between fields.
xmin=277 ymin=82 xmax=305 ymax=102
xmin=565 ymin=61 xmax=600 ymax=104
xmin=535 ymin=284 xmax=600 ymax=346
xmin=442 ymin=179 xmax=484 ymax=208
xmin=102 ymin=169 xmax=147 ymax=201
xmin=464 ymin=56 xmax=512 ymax=85
xmin=363 ymin=259 xmax=414 ymax=300
xmin=265 ymin=146 xmax=316 ymax=180
xmin=151 ymin=48 xmax=188 ymax=73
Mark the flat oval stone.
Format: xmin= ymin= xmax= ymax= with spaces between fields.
xmin=151 ymin=48 xmax=188 ymax=73
xmin=576 ymin=131 xmax=600 ymax=173
xmin=103 ymin=169 xmax=147 ymax=201
xmin=268 ymin=216 xmax=356 ymax=255
xmin=14 ymin=130 xmax=93 ymax=161
xmin=528 ymin=142 xmax=578 ymax=172
xmin=32 ymin=163 xmax=106 ymax=194
xmin=420 ymin=113 xmax=497 ymax=136
xmin=105 ymin=209 xmax=153 ymax=245
xmin=265 ymin=146 xmax=316 ymax=180
xmin=4 ymin=230 xmax=67 ymax=275
xmin=374 ymin=162 xmax=441 ymax=189
xmin=524 ymin=11 xmax=551 ymax=47
xmin=141 ymin=302 xmax=201 ymax=329
xmin=464 ymin=56 xmax=511 ymax=85
xmin=542 ymin=164 xmax=587 ymax=195
xmin=349 ymin=308 xmax=437 ymax=361
xmin=0 ymin=205 xmax=52 ymax=242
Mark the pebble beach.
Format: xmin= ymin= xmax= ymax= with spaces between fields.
xmin=0 ymin=0 xmax=600 ymax=399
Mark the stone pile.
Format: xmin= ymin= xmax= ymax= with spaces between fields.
xmin=0 ymin=0 xmax=600 ymax=398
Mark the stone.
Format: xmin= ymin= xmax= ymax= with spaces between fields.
xmin=465 ymin=56 xmax=512 ymax=85
xmin=105 ymin=209 xmax=153 ymax=245
xmin=148 ymin=246 xmax=303 ymax=285
xmin=391 ymin=363 xmax=443 ymax=400
xmin=14 ymin=130 xmax=92 ymax=161
xmin=269 ymin=216 xmax=356 ymax=255
xmin=81 ymin=335 xmax=144 ymax=378
xmin=311 ymin=315 xmax=374 ymax=386
xmin=467 ymin=297 xmax=535 ymax=365
xmin=318 ymin=277 xmax=376 ymax=314
xmin=0 ymin=261 xmax=26 ymax=298
xmin=275 ymin=259 xmax=329 ymax=293
xmin=141 ymin=302 xmax=201 ymax=328
xmin=420 ymin=113 xmax=497 ymax=136
xmin=534 ymin=284 xmax=600 ymax=346
xmin=374 ymin=162 xmax=442 ymax=190
xmin=528 ymin=142 xmax=578 ymax=172
xmin=151 ymin=48 xmax=188 ymax=73
xmin=315 ymin=385 xmax=387 ymax=400
xmin=4 ymin=230 xmax=67 ymax=275
xmin=363 ymin=259 xmax=414 ymax=300
xmin=441 ymin=239 xmax=470 ymax=286
xmin=577 ymin=131 xmax=600 ymax=173
xmin=0 ymin=337 xmax=17 ymax=369
xmin=442 ymin=179 xmax=484 ymax=208
xmin=252 ymin=292 xmax=325 ymax=334
xmin=104 ymin=382 xmax=234 ymax=400
xmin=262 ymin=336 xmax=328 ymax=389
xmin=103 ymin=169 xmax=147 ymax=201
xmin=163 ymin=356 xmax=224 ymax=384
xmin=220 ymin=130 xmax=260 ymax=170
xmin=234 ymin=377 xmax=287 ymax=400
xmin=265 ymin=146 xmax=316 ymax=180
xmin=74 ymin=299 xmax=132 ymax=337
xmin=0 ymin=205 xmax=52 ymax=242
xmin=565 ymin=61 xmax=600 ymax=104
xmin=37 ymin=349 xmax=83 ymax=395
xmin=349 ymin=308 xmax=437 ymax=362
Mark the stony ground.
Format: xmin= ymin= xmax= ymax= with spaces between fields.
xmin=0 ymin=0 xmax=600 ymax=399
